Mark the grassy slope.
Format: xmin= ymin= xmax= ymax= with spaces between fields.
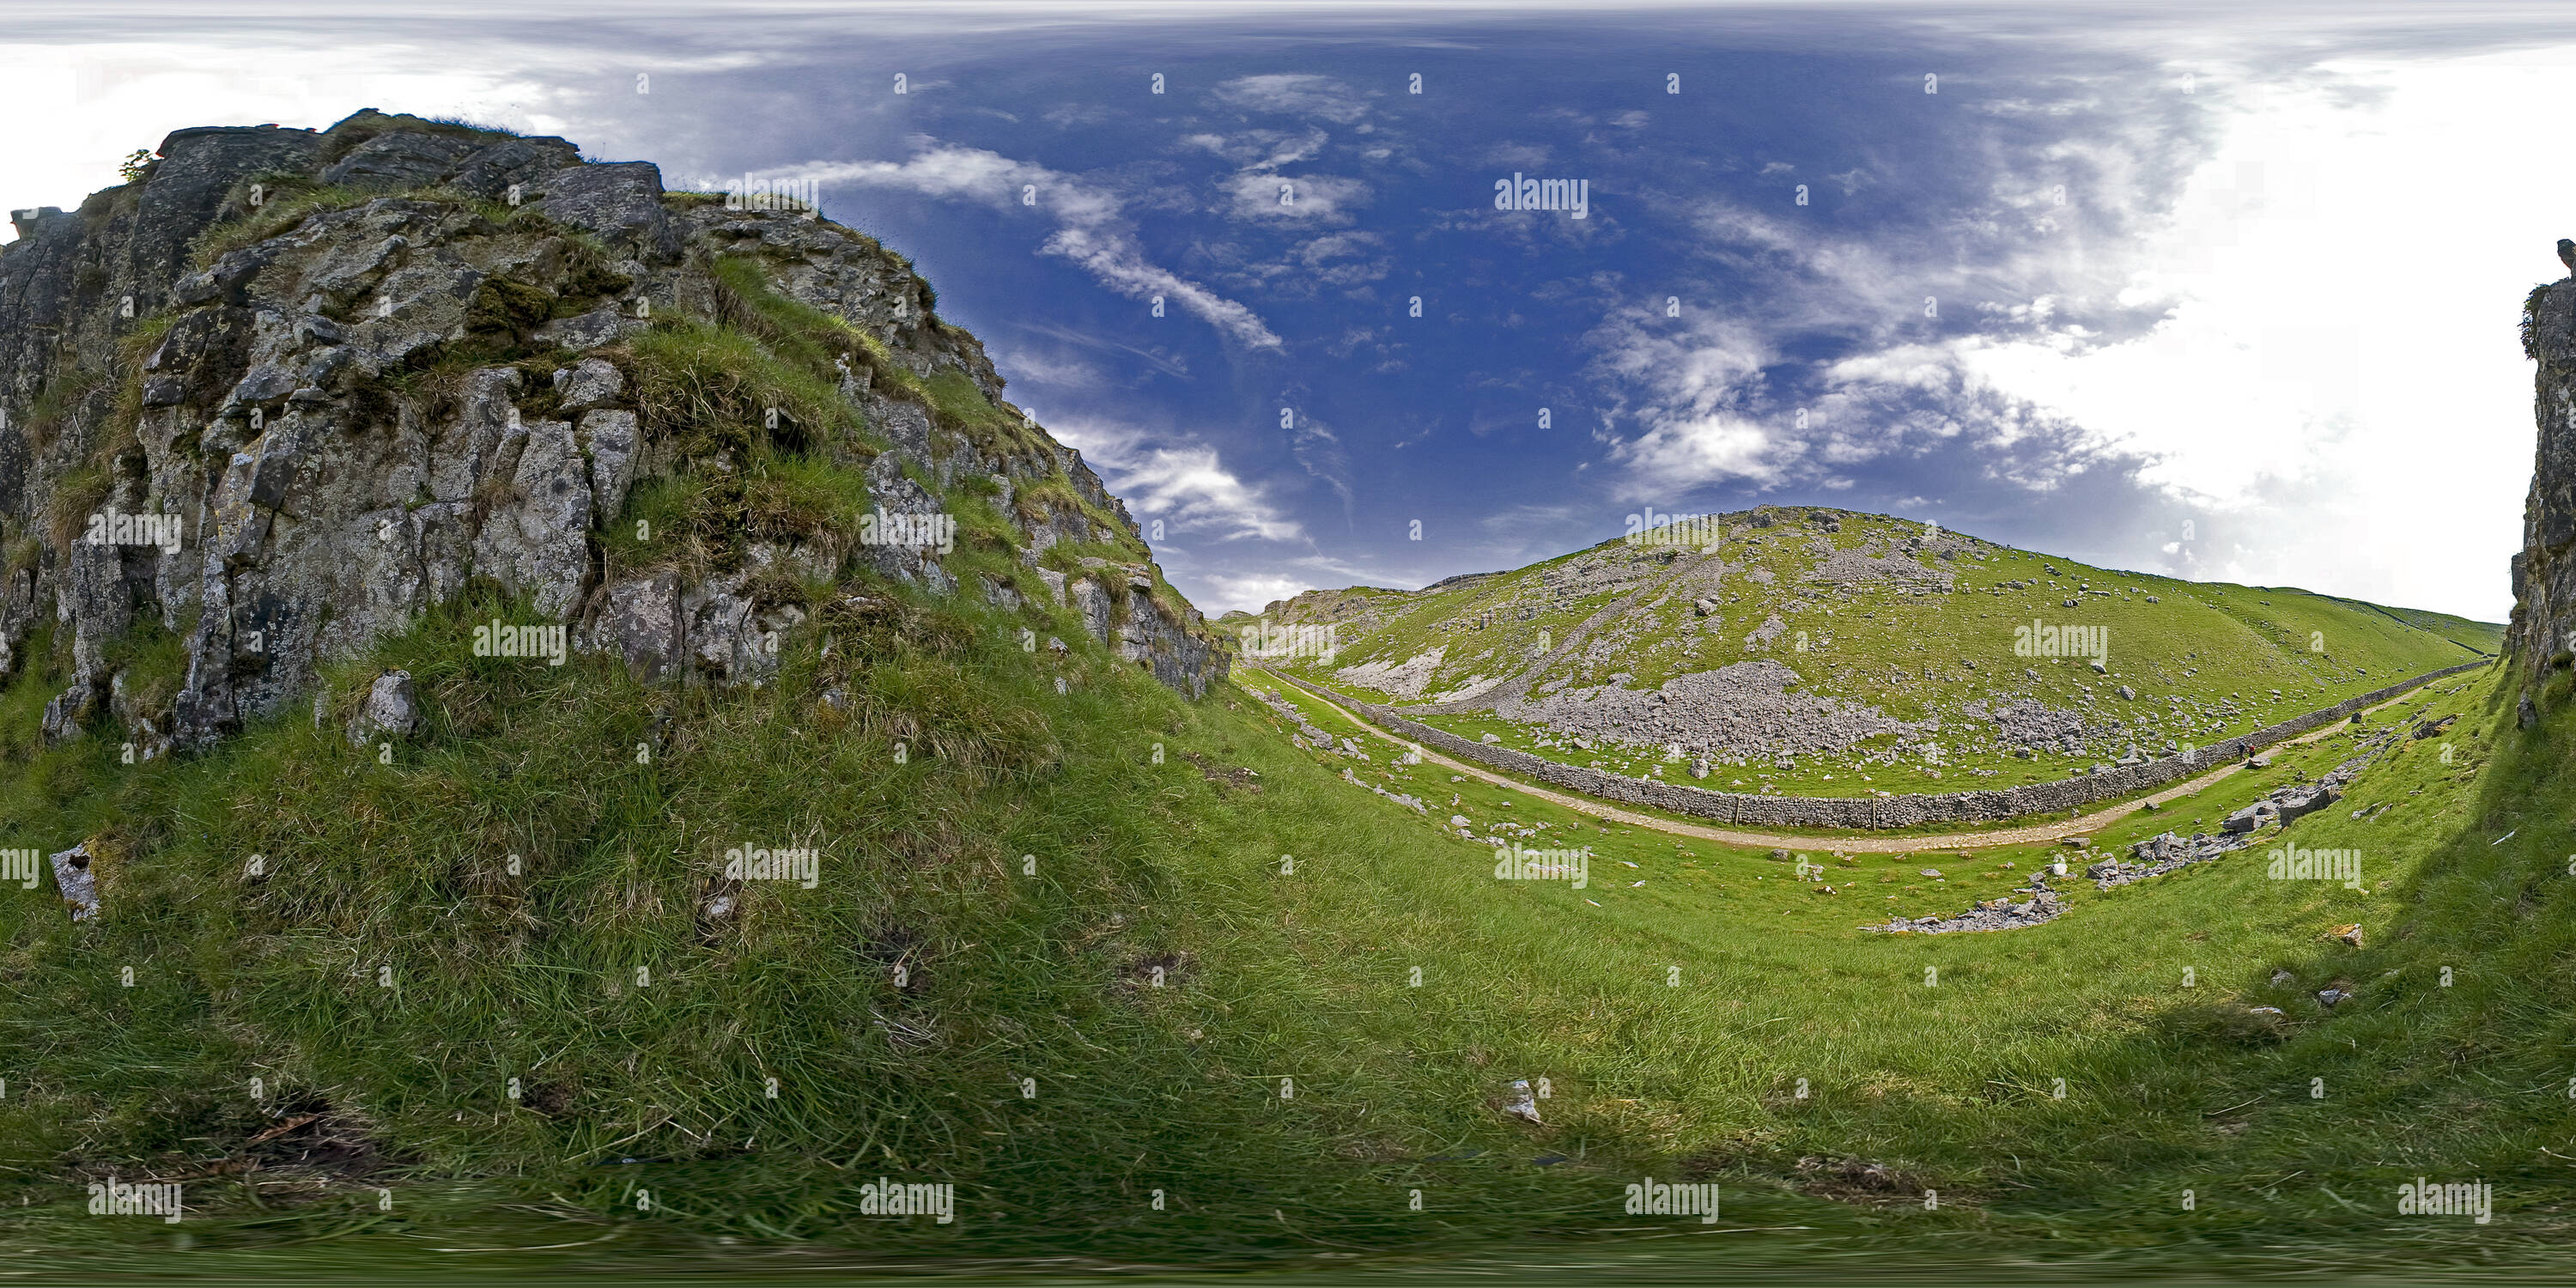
xmin=6 ymin=578 xmax=2570 ymax=1276
xmin=1265 ymin=513 xmax=2493 ymax=797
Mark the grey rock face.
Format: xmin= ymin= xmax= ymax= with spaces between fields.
xmin=0 ymin=112 xmax=1225 ymax=757
xmin=534 ymin=306 xmax=635 ymax=350
xmin=2515 ymin=275 xmax=2576 ymax=698
xmin=469 ymin=416 xmax=592 ymax=617
xmin=445 ymin=136 xmax=582 ymax=202
xmin=322 ymin=130 xmax=481 ymax=190
xmin=537 ymin=161 xmax=680 ymax=261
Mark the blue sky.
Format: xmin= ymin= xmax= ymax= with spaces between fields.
xmin=9 ymin=3 xmax=2576 ymax=620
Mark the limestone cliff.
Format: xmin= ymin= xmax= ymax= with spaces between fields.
xmin=0 ymin=110 xmax=1224 ymax=753
xmin=2512 ymin=274 xmax=2576 ymax=720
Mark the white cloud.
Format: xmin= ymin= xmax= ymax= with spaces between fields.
xmin=1181 ymin=127 xmax=1327 ymax=167
xmin=1048 ymin=419 xmax=1304 ymax=544
xmin=1217 ymin=170 xmax=1370 ymax=223
xmin=1195 ymin=570 xmax=1323 ymax=617
xmin=775 ymin=144 xmax=1283 ymax=349
xmin=1943 ymin=50 xmax=2576 ymax=619
xmin=1212 ymin=74 xmax=1369 ymax=124
xmin=1607 ymin=51 xmax=2563 ymax=622
xmin=1592 ymin=307 xmax=1789 ymax=489
xmin=1609 ymin=412 xmax=1793 ymax=489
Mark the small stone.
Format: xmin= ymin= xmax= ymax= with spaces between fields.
xmin=50 ymin=843 xmax=100 ymax=921
xmin=345 ymin=670 xmax=422 ymax=748
xmin=554 ymin=357 xmax=624 ymax=413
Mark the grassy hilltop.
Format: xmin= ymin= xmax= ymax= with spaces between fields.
xmin=1249 ymin=510 xmax=2494 ymax=799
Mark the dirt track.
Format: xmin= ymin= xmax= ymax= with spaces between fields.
xmin=1253 ymin=667 xmax=2447 ymax=854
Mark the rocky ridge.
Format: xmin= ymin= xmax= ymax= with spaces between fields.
xmin=0 ymin=110 xmax=1224 ymax=754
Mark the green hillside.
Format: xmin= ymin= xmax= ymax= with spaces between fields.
xmin=6 ymin=528 xmax=2568 ymax=1278
xmin=1255 ymin=508 xmax=2494 ymax=799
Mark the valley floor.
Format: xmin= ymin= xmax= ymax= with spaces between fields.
xmin=1259 ymin=664 xmax=2488 ymax=853
xmin=3 ymin=586 xmax=2567 ymax=1281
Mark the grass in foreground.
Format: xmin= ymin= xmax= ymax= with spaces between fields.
xmin=0 ymin=573 xmax=2568 ymax=1279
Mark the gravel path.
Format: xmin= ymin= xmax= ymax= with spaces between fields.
xmin=1256 ymin=667 xmax=2433 ymax=854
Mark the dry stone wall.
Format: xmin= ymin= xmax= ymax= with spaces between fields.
xmin=1281 ymin=659 xmax=2488 ymax=829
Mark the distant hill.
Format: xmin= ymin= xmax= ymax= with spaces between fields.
xmin=2327 ymin=597 xmax=2506 ymax=655
xmin=1247 ymin=507 xmax=2494 ymax=799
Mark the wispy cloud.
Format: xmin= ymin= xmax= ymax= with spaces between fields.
xmin=1050 ymin=419 xmax=1305 ymax=544
xmin=1212 ymin=73 xmax=1370 ymax=124
xmin=771 ymin=143 xmax=1283 ymax=349
xmin=1217 ymin=170 xmax=1370 ymax=223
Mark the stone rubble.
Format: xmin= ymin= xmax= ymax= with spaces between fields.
xmin=1869 ymin=872 xmax=2067 ymax=934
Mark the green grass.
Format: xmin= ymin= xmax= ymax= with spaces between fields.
xmin=1266 ymin=510 xmax=2494 ymax=797
xmin=2 ymin=527 xmax=2568 ymax=1279
xmin=706 ymin=255 xmax=1048 ymax=460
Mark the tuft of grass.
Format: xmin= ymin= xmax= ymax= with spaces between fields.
xmin=318 ymin=109 xmax=524 ymax=166
xmin=704 ymin=254 xmax=1042 ymax=458
xmin=627 ymin=317 xmax=853 ymax=465
xmin=189 ymin=181 xmax=377 ymax=270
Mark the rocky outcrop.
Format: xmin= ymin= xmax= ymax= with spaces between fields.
xmin=0 ymin=110 xmax=1224 ymax=750
xmin=2514 ymin=273 xmax=2576 ymax=717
